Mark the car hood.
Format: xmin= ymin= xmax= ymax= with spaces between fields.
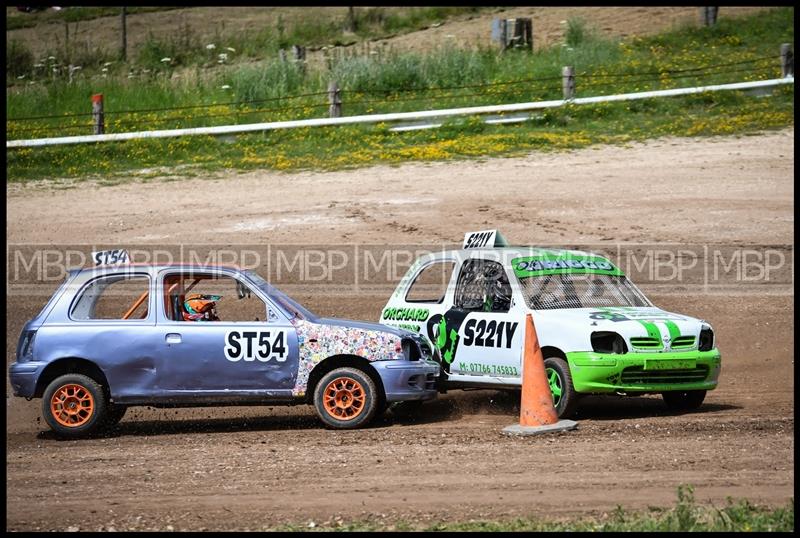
xmin=315 ymin=317 xmax=411 ymax=337
xmin=531 ymin=306 xmax=711 ymax=352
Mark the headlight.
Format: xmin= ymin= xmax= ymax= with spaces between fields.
xmin=401 ymin=338 xmax=421 ymax=361
xmin=698 ymin=327 xmax=715 ymax=351
xmin=590 ymin=331 xmax=628 ymax=354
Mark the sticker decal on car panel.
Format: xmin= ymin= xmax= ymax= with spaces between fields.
xmin=426 ymin=309 xmax=469 ymax=372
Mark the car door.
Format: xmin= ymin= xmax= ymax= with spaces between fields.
xmin=153 ymin=269 xmax=300 ymax=402
xmin=441 ymin=258 xmax=524 ymax=380
xmin=380 ymin=256 xmax=457 ymax=344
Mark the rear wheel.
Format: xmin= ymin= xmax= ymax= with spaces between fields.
xmin=544 ymin=357 xmax=579 ymax=419
xmin=314 ymin=367 xmax=380 ymax=429
xmin=662 ymin=390 xmax=706 ymax=411
xmin=42 ymin=374 xmax=108 ymax=439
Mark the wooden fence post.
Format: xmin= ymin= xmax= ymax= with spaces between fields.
xmin=562 ymin=66 xmax=575 ymax=100
xmin=701 ymin=7 xmax=718 ymax=26
xmin=121 ymin=7 xmax=127 ymax=61
xmin=92 ymin=94 xmax=105 ymax=135
xmin=328 ymin=81 xmax=341 ymax=118
xmin=292 ymin=45 xmax=306 ymax=75
xmin=345 ymin=6 xmax=356 ymax=32
xmin=780 ymin=43 xmax=794 ymax=78
xmin=524 ymin=18 xmax=533 ymax=51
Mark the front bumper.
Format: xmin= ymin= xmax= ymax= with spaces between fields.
xmin=8 ymin=361 xmax=44 ymax=398
xmin=567 ymin=349 xmax=721 ymax=394
xmin=373 ymin=359 xmax=440 ymax=402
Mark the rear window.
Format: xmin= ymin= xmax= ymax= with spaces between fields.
xmin=71 ymin=274 xmax=151 ymax=320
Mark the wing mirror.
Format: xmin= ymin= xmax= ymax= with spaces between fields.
xmin=236 ymin=281 xmax=250 ymax=300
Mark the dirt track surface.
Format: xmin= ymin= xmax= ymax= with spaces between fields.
xmin=5 ymin=129 xmax=794 ymax=530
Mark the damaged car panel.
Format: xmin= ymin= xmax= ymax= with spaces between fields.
xmin=9 ymin=259 xmax=439 ymax=438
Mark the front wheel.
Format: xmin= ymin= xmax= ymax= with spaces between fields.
xmin=313 ymin=367 xmax=380 ymax=429
xmin=102 ymin=403 xmax=128 ymax=428
xmin=544 ymin=357 xmax=579 ymax=419
xmin=42 ymin=374 xmax=108 ymax=439
xmin=389 ymin=399 xmax=425 ymax=420
xmin=662 ymin=390 xmax=706 ymax=411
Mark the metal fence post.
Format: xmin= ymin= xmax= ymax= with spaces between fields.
xmin=492 ymin=19 xmax=507 ymax=51
xmin=92 ymin=94 xmax=104 ymax=135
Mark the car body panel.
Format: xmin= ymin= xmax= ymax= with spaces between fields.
xmin=10 ymin=264 xmax=439 ymax=408
xmin=381 ymin=245 xmax=720 ymax=397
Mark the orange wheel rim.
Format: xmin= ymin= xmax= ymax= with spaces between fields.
xmin=322 ymin=377 xmax=366 ymax=420
xmin=50 ymin=384 xmax=94 ymax=427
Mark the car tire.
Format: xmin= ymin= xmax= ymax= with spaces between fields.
xmin=389 ymin=399 xmax=425 ymax=420
xmin=662 ymin=390 xmax=706 ymax=411
xmin=543 ymin=357 xmax=579 ymax=419
xmin=42 ymin=374 xmax=108 ymax=439
xmin=314 ymin=367 xmax=379 ymax=429
xmin=102 ymin=403 xmax=128 ymax=428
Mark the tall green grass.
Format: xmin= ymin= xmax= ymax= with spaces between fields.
xmin=10 ymin=7 xmax=792 ymax=125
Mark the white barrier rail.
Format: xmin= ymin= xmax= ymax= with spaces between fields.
xmin=6 ymin=77 xmax=794 ymax=148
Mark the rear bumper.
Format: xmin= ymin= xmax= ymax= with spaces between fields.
xmin=567 ymin=349 xmax=721 ymax=394
xmin=8 ymin=362 xmax=44 ymax=398
xmin=373 ymin=359 xmax=440 ymax=402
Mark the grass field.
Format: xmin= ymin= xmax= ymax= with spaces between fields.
xmin=5 ymin=7 xmax=794 ymax=182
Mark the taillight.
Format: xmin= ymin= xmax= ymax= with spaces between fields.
xmin=18 ymin=330 xmax=36 ymax=360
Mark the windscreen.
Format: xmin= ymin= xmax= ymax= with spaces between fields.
xmin=517 ymin=273 xmax=652 ymax=310
xmin=244 ymin=270 xmax=317 ymax=321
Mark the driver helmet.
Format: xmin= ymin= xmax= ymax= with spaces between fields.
xmin=183 ymin=293 xmax=221 ymax=321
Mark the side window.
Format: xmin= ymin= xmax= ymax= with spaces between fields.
xmin=453 ymin=259 xmax=512 ymax=313
xmin=163 ymin=273 xmax=268 ymax=322
xmin=405 ymin=261 xmax=456 ymax=303
xmin=71 ymin=274 xmax=151 ymax=320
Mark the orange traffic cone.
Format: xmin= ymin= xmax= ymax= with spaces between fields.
xmin=502 ymin=314 xmax=578 ymax=436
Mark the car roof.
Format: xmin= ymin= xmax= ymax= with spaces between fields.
xmin=76 ymin=263 xmax=243 ymax=273
xmin=424 ymin=246 xmax=612 ymax=261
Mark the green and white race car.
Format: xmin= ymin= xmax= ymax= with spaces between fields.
xmin=379 ymin=230 xmax=721 ymax=418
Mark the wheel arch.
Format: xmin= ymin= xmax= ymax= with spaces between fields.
xmin=541 ymin=346 xmax=567 ymax=362
xmin=34 ymin=357 xmax=110 ymax=399
xmin=305 ymin=354 xmax=386 ymax=407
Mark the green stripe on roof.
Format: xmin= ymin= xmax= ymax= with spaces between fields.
xmin=512 ymin=254 xmax=623 ymax=278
